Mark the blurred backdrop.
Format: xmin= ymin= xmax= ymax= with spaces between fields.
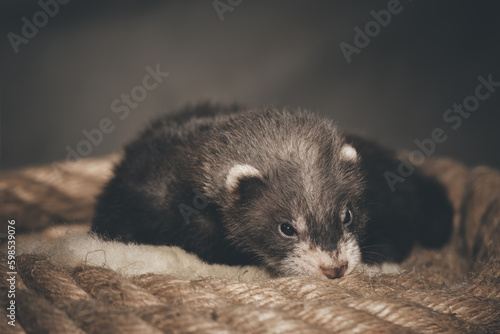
xmin=1 ymin=0 xmax=499 ymax=170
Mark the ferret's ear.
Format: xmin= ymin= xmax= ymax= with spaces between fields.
xmin=340 ymin=144 xmax=358 ymax=162
xmin=225 ymin=164 xmax=265 ymax=201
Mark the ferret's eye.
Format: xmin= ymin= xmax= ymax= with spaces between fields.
xmin=280 ymin=223 xmax=296 ymax=237
xmin=342 ymin=209 xmax=353 ymax=226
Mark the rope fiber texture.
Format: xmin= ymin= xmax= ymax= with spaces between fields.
xmin=1 ymin=155 xmax=499 ymax=333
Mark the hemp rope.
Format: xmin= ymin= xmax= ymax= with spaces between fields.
xmin=1 ymin=155 xmax=499 ymax=333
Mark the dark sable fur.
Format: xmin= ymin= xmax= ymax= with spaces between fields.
xmin=344 ymin=135 xmax=453 ymax=263
xmin=92 ymin=104 xmax=452 ymax=272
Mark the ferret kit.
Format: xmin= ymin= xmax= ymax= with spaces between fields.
xmin=92 ymin=105 xmax=453 ymax=279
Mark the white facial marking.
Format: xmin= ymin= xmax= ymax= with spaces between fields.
xmin=225 ymin=164 xmax=262 ymax=193
xmin=340 ymin=144 xmax=358 ymax=162
xmin=292 ymin=216 xmax=308 ymax=234
xmin=281 ymin=138 xmax=319 ymax=199
xmin=279 ymin=233 xmax=361 ymax=278
xmin=337 ymin=234 xmax=362 ymax=276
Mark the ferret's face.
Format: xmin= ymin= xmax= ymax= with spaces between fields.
xmin=222 ymin=143 xmax=368 ymax=279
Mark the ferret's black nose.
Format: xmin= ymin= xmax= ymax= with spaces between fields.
xmin=321 ymin=263 xmax=348 ymax=279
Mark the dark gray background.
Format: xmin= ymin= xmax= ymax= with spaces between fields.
xmin=1 ymin=0 xmax=499 ymax=170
